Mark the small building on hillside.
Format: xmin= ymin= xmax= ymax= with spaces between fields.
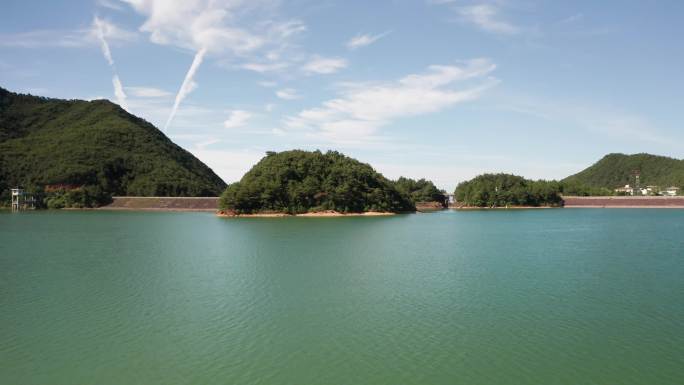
xmin=614 ymin=185 xmax=635 ymax=195
xmin=663 ymin=186 xmax=680 ymax=196
xmin=639 ymin=185 xmax=661 ymax=195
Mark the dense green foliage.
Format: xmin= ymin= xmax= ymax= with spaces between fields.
xmin=557 ymin=180 xmax=613 ymax=197
xmin=394 ymin=177 xmax=447 ymax=205
xmin=0 ymin=87 xmax=226 ymax=207
xmin=454 ymin=173 xmax=564 ymax=207
xmin=219 ymin=150 xmax=415 ymax=214
xmin=563 ymin=153 xmax=684 ymax=190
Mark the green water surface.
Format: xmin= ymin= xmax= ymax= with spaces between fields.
xmin=1 ymin=209 xmax=683 ymax=384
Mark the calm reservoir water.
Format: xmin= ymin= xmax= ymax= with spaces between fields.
xmin=1 ymin=209 xmax=683 ymax=384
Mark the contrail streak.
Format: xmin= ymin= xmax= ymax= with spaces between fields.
xmin=164 ymin=48 xmax=207 ymax=131
xmin=94 ymin=16 xmax=127 ymax=110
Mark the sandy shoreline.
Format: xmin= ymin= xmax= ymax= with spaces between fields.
xmin=216 ymin=210 xmax=396 ymax=217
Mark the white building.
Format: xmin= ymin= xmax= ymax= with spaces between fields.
xmin=614 ymin=185 xmax=635 ymax=195
xmin=663 ymin=186 xmax=680 ymax=196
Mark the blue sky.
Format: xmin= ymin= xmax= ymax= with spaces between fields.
xmin=2 ymin=0 xmax=683 ymax=189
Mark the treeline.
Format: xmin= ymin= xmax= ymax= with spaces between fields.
xmin=454 ymin=173 xmax=612 ymax=208
xmin=220 ymin=150 xmax=416 ymax=214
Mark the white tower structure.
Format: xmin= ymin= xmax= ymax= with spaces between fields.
xmin=11 ymin=188 xmax=24 ymax=211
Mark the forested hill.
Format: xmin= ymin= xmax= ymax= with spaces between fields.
xmin=0 ymin=87 xmax=226 ymax=206
xmin=563 ymin=153 xmax=684 ymax=189
xmin=219 ymin=150 xmax=415 ymax=214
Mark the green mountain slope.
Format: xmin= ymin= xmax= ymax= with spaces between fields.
xmin=0 ymin=87 xmax=226 ymax=206
xmin=219 ymin=150 xmax=415 ymax=214
xmin=563 ymin=153 xmax=684 ymax=189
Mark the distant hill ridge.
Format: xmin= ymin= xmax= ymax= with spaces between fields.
xmin=563 ymin=153 xmax=684 ymax=189
xmin=0 ymin=86 xmax=226 ymax=206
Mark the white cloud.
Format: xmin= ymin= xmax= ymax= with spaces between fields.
xmin=284 ymin=58 xmax=498 ymax=143
xmin=276 ymin=88 xmax=300 ymax=100
xmin=121 ymin=0 xmax=305 ymax=55
xmin=223 ymin=110 xmax=252 ymax=129
xmin=122 ymin=0 xmax=307 ymax=130
xmin=241 ymin=62 xmax=289 ymax=73
xmin=302 ymin=56 xmax=348 ymax=74
xmin=258 ymin=81 xmax=278 ymax=88
xmin=346 ymin=31 xmax=391 ymax=50
xmin=456 ymin=4 xmax=520 ymax=35
xmin=125 ymin=86 xmax=172 ymax=98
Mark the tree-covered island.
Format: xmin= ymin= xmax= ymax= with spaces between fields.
xmin=453 ymin=173 xmax=620 ymax=208
xmin=219 ymin=150 xmax=416 ymax=215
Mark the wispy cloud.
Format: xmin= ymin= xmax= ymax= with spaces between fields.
xmin=346 ymin=31 xmax=391 ymax=50
xmin=456 ymin=4 xmax=520 ymax=35
xmin=93 ymin=17 xmax=115 ymax=65
xmin=429 ymin=1 xmax=520 ymax=36
xmin=559 ymin=13 xmax=584 ymax=24
xmin=93 ymin=17 xmax=127 ymax=110
xmin=125 ymin=86 xmax=172 ymax=98
xmin=302 ymin=56 xmax=348 ymax=74
xmin=0 ymin=18 xmax=135 ymax=48
xmin=284 ymin=58 xmax=498 ymax=144
xmin=241 ymin=62 xmax=290 ymax=73
xmin=276 ymin=88 xmax=300 ymax=100
xmin=223 ymin=110 xmax=252 ymax=129
xmin=97 ymin=0 xmax=125 ymax=11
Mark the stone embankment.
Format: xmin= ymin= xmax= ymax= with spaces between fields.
xmin=562 ymin=196 xmax=684 ymax=208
